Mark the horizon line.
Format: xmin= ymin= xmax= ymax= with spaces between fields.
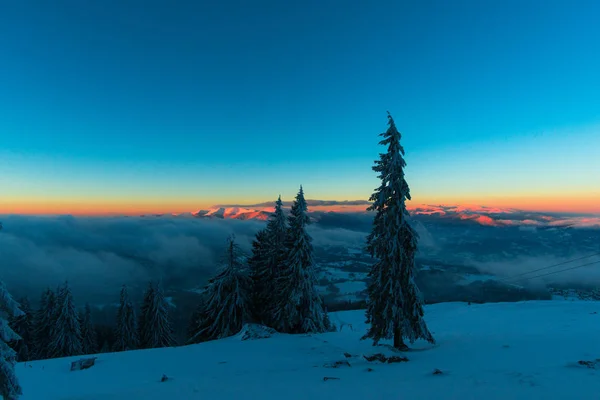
xmin=2 ymin=200 xmax=599 ymax=218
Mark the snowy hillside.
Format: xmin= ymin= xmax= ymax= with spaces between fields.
xmin=193 ymin=207 xmax=271 ymax=220
xmin=17 ymin=301 xmax=600 ymax=399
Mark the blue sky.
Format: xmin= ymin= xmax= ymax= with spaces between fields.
xmin=1 ymin=0 xmax=599 ymax=214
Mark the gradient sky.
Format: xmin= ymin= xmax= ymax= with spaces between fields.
xmin=1 ymin=0 xmax=599 ymax=215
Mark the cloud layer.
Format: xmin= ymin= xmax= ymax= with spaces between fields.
xmin=411 ymin=204 xmax=600 ymax=228
xmin=0 ymin=216 xmax=265 ymax=303
xmin=0 ymin=214 xmax=372 ymax=303
xmin=1 ymin=203 xmax=598 ymax=305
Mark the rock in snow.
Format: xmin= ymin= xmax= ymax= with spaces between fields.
xmin=239 ymin=324 xmax=277 ymax=341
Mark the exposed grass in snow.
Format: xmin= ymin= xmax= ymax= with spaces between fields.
xmin=17 ymin=301 xmax=600 ymax=399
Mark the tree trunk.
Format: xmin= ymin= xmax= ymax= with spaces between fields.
xmin=393 ymin=326 xmax=406 ymax=350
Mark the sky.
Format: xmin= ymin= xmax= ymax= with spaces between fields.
xmin=1 ymin=0 xmax=599 ymax=215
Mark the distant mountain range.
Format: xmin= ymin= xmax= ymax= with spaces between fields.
xmin=141 ymin=200 xmax=373 ymax=221
xmin=139 ymin=201 xmax=600 ymax=229
xmin=193 ymin=207 xmax=272 ymax=220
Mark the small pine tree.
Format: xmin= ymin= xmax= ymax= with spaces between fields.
xmin=187 ymin=301 xmax=206 ymax=344
xmin=0 ymin=280 xmax=24 ymax=400
xmin=100 ymin=341 xmax=110 ymax=353
xmin=138 ymin=281 xmax=174 ymax=349
xmin=189 ymin=236 xmax=251 ymax=343
xmin=80 ymin=304 xmax=98 ymax=355
xmin=247 ymin=228 xmax=268 ymax=322
xmin=8 ymin=297 xmax=33 ymax=362
xmin=250 ymin=196 xmax=287 ymax=325
xmin=270 ymin=186 xmax=331 ymax=333
xmin=363 ymin=113 xmax=434 ymax=350
xmin=31 ymin=288 xmax=57 ymax=360
xmin=113 ymin=285 xmax=139 ymax=352
xmin=48 ymin=282 xmax=83 ymax=358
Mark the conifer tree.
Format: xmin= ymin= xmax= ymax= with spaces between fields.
xmin=48 ymin=282 xmax=83 ymax=358
xmin=363 ymin=113 xmax=434 ymax=350
xmin=80 ymin=304 xmax=98 ymax=355
xmin=31 ymin=288 xmax=57 ymax=360
xmin=8 ymin=297 xmax=33 ymax=362
xmin=138 ymin=281 xmax=174 ymax=349
xmin=270 ymin=186 xmax=331 ymax=333
xmin=0 ymin=280 xmax=24 ymax=400
xmin=189 ymin=236 xmax=251 ymax=343
xmin=100 ymin=341 xmax=110 ymax=353
xmin=187 ymin=304 xmax=204 ymax=344
xmin=250 ymin=196 xmax=287 ymax=325
xmin=113 ymin=285 xmax=139 ymax=352
xmin=187 ymin=296 xmax=211 ymax=344
xmin=247 ymin=228 xmax=268 ymax=321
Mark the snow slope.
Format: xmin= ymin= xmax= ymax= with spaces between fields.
xmin=17 ymin=301 xmax=600 ymax=399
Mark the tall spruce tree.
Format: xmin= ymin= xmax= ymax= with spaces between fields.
xmin=138 ymin=281 xmax=174 ymax=349
xmin=80 ymin=304 xmax=98 ymax=355
xmin=270 ymin=186 xmax=331 ymax=333
xmin=113 ymin=285 xmax=139 ymax=352
xmin=0 ymin=280 xmax=24 ymax=400
xmin=250 ymin=196 xmax=287 ymax=325
xmin=189 ymin=236 xmax=251 ymax=343
xmin=48 ymin=282 xmax=83 ymax=358
xmin=8 ymin=297 xmax=33 ymax=362
xmin=363 ymin=113 xmax=434 ymax=350
xmin=31 ymin=288 xmax=57 ymax=360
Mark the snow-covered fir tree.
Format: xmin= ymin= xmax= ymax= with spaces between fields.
xmin=0 ymin=280 xmax=24 ymax=400
xmin=247 ymin=228 xmax=268 ymax=322
xmin=270 ymin=186 xmax=331 ymax=333
xmin=113 ymin=285 xmax=138 ymax=352
xmin=31 ymin=288 xmax=57 ymax=360
xmin=250 ymin=196 xmax=287 ymax=325
xmin=187 ymin=302 xmax=205 ymax=344
xmin=138 ymin=281 xmax=174 ymax=349
xmin=48 ymin=282 xmax=83 ymax=358
xmin=80 ymin=304 xmax=98 ymax=355
xmin=363 ymin=113 xmax=434 ymax=350
xmin=189 ymin=236 xmax=251 ymax=343
xmin=8 ymin=297 xmax=33 ymax=362
xmin=100 ymin=341 xmax=110 ymax=353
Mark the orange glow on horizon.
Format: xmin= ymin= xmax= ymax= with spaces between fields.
xmin=1 ymin=193 xmax=598 ymax=216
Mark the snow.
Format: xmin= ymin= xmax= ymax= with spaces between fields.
xmin=17 ymin=301 xmax=600 ymax=399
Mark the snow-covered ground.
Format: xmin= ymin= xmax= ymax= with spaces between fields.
xmin=17 ymin=301 xmax=600 ymax=399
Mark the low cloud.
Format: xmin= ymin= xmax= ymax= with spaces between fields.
xmin=470 ymin=254 xmax=600 ymax=287
xmin=411 ymin=204 xmax=600 ymax=229
xmin=0 ymin=214 xmax=374 ymax=304
xmin=1 ymin=205 xmax=598 ymax=305
xmin=0 ymin=216 xmax=265 ymax=303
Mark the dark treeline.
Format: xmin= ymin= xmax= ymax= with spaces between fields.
xmin=8 ymin=280 xmax=175 ymax=363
